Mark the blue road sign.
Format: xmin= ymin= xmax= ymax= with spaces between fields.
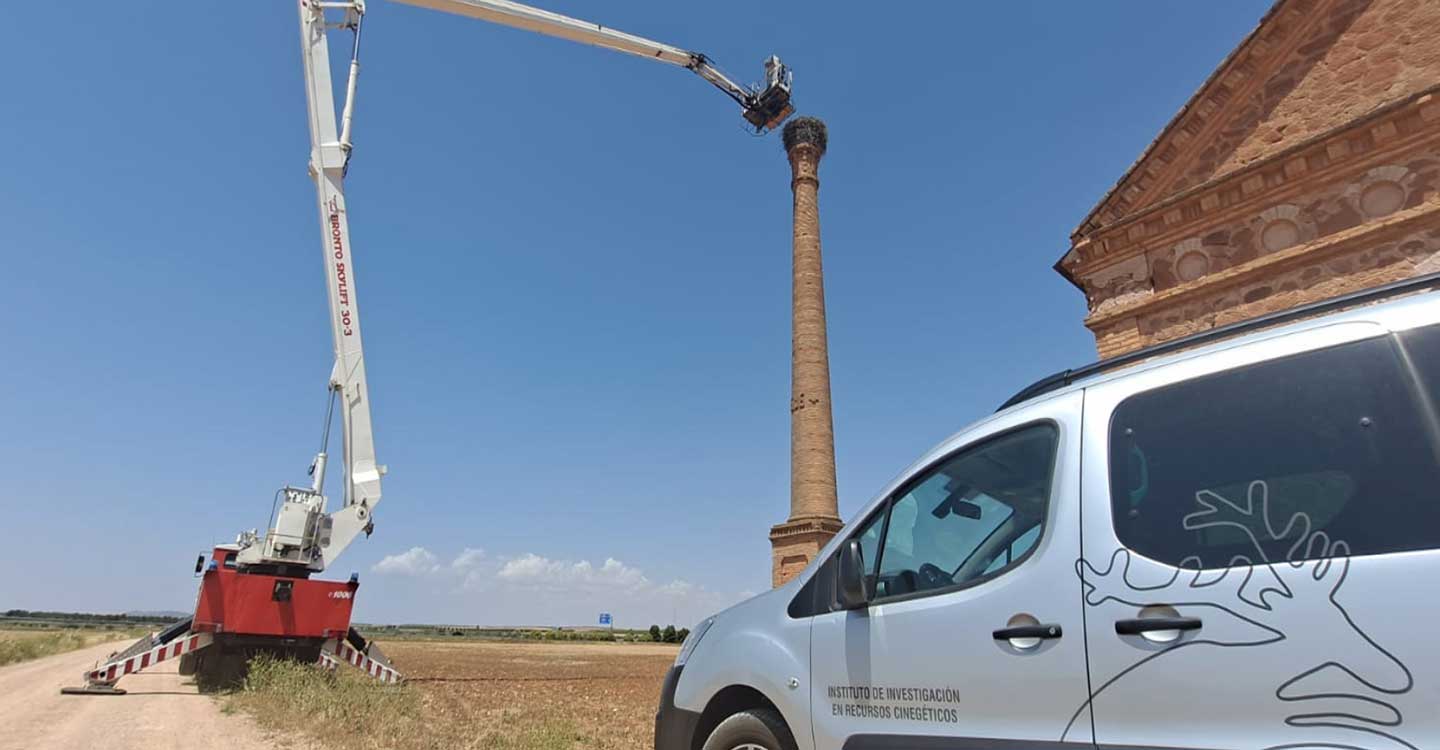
xmin=599 ymin=612 xmax=612 ymax=626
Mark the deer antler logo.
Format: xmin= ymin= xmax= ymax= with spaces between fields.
xmin=1069 ymin=480 xmax=1415 ymax=750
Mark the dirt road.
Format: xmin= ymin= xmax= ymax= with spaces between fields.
xmin=0 ymin=640 xmax=282 ymax=750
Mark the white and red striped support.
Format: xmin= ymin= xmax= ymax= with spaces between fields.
xmin=317 ymin=649 xmax=341 ymax=672
xmin=322 ymin=638 xmax=402 ymax=684
xmin=84 ymin=632 xmax=214 ymax=687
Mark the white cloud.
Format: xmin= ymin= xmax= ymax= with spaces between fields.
xmin=364 ymin=547 xmax=751 ymax=628
xmin=371 ymin=546 xmax=441 ymax=576
xmin=485 ymin=552 xmax=744 ymax=627
xmin=495 ymin=552 xmax=563 ymax=580
xmin=451 ymin=547 xmax=486 ymax=570
xmin=497 ymin=554 xmax=649 ymax=591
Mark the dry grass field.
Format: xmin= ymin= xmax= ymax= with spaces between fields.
xmin=0 ymin=627 xmax=144 ymax=667
xmin=228 ymin=639 xmax=680 ymax=750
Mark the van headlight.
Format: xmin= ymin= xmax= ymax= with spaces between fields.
xmin=674 ymin=617 xmax=716 ymax=666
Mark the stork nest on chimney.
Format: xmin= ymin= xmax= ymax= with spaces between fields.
xmin=782 ymin=116 xmax=827 ymax=156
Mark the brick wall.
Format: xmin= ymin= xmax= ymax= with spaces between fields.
xmin=1061 ymin=0 xmax=1440 ymax=359
xmin=1212 ymin=0 xmax=1440 ymax=182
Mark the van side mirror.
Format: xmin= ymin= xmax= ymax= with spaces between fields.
xmin=194 ymin=554 xmax=205 ymax=574
xmin=837 ymin=539 xmax=871 ymax=610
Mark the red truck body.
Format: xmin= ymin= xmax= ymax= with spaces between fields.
xmin=192 ymin=546 xmax=356 ymax=640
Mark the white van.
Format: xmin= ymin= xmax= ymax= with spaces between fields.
xmin=656 ymin=278 xmax=1440 ymax=750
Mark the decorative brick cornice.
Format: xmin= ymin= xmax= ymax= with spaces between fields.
xmin=769 ymin=516 xmax=845 ymax=542
xmin=1083 ymin=198 xmax=1440 ymax=330
xmin=1060 ymin=87 xmax=1440 ymax=287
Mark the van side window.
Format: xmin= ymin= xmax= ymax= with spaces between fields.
xmin=1398 ymin=321 xmax=1440 ymax=411
xmin=1109 ymin=332 xmax=1440 ymax=567
xmin=871 ymin=423 xmax=1058 ymax=600
xmin=853 ymin=508 xmax=884 ymax=584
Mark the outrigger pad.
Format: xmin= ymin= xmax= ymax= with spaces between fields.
xmin=60 ymin=686 xmax=127 ymax=696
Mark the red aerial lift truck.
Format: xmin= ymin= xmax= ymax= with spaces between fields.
xmin=63 ymin=0 xmax=793 ymax=694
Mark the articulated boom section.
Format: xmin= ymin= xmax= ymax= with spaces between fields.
xmin=236 ymin=0 xmax=386 ymax=575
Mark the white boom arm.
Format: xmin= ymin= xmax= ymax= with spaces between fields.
xmin=400 ymin=0 xmax=699 ymax=64
xmin=238 ymin=0 xmax=383 ymax=571
xmin=393 ymin=0 xmax=794 ymax=129
xmin=238 ymin=0 xmax=791 ymax=573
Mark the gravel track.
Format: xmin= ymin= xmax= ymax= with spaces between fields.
xmin=0 ymin=639 xmax=282 ymax=750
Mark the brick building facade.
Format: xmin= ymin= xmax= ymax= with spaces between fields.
xmin=1058 ymin=0 xmax=1440 ymax=358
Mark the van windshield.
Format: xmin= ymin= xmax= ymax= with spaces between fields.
xmin=874 ymin=424 xmax=1057 ymax=598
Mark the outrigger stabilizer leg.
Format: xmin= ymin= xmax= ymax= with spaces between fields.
xmin=61 ymin=618 xmax=212 ymax=696
xmin=315 ymin=627 xmax=403 ymax=683
xmin=62 ymin=627 xmax=402 ymax=694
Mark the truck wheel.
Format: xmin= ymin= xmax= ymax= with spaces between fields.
xmin=701 ymin=709 xmax=796 ymax=750
xmin=195 ymin=648 xmax=247 ymax=691
xmin=178 ymin=652 xmax=197 ymax=676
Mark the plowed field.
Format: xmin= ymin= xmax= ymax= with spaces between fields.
xmin=386 ymin=640 xmax=677 ymax=750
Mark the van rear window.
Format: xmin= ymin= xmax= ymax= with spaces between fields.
xmin=1108 ymin=331 xmax=1440 ymax=567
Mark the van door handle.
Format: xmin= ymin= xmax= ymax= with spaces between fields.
xmin=1114 ymin=616 xmax=1202 ymax=635
xmin=992 ymin=624 xmax=1062 ymax=640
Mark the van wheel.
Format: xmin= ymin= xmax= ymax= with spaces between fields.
xmin=701 ymin=709 xmax=796 ymax=750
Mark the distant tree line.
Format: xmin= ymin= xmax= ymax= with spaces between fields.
xmin=350 ymin=624 xmax=670 ymax=643
xmin=3 ymin=610 xmax=178 ymax=624
xmin=647 ymin=624 xmax=690 ymax=643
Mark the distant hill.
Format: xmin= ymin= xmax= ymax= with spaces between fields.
xmin=124 ymin=610 xmax=188 ymax=619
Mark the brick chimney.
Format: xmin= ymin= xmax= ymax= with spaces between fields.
xmin=769 ymin=116 xmax=843 ymax=588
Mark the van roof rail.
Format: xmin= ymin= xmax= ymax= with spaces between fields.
xmin=997 ymin=271 xmax=1440 ymax=412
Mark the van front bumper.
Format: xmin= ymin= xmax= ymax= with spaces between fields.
xmin=654 ymin=665 xmax=700 ymax=750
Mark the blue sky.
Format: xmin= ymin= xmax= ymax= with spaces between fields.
xmin=0 ymin=1 xmax=1271 ymax=628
